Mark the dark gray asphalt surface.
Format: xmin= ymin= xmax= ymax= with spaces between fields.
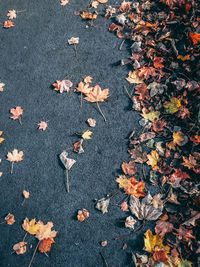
xmin=0 ymin=1 xmax=144 ymax=266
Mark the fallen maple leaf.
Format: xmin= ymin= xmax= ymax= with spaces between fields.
xmin=36 ymin=221 xmax=57 ymax=241
xmin=4 ymin=20 xmax=16 ymax=28
xmin=130 ymin=193 xmax=164 ymax=221
xmin=7 ymin=149 xmax=24 ymax=174
xmin=182 ymin=154 xmax=200 ymax=173
xmin=190 ymin=33 xmax=200 ymax=45
xmin=142 ymin=110 xmax=160 ymax=122
xmin=5 ymin=213 xmax=15 ymax=225
xmin=144 ymin=229 xmax=170 ymax=253
xmin=125 ymin=216 xmax=137 ymax=229
xmin=60 ymin=0 xmax=69 ymax=6
xmin=84 ymin=76 xmax=93 ymax=83
xmin=116 ymin=176 xmax=146 ymax=197
xmin=53 ymin=79 xmax=73 ymax=93
xmin=92 ymin=1 xmax=99 ymax=8
xmin=22 ymin=218 xmax=41 ymax=235
xmin=152 ymin=120 xmax=166 ymax=132
xmin=147 ymin=150 xmax=159 ymax=171
xmin=153 ymin=57 xmax=164 ymax=69
xmin=10 ymin=106 xmax=23 ymax=124
xmin=190 ymin=135 xmax=200 ymax=146
xmin=13 ymin=241 xmax=27 ymax=255
xmin=0 ymin=82 xmax=5 ymax=92
xmin=164 ymin=97 xmax=181 ymax=114
xmin=126 ymin=71 xmax=143 ymax=84
xmin=84 ymin=85 xmax=109 ymax=121
xmin=173 ymin=131 xmax=184 ymax=146
xmin=135 ymin=83 xmax=149 ymax=100
xmin=121 ymin=161 xmax=137 ymax=175
xmin=38 ymin=238 xmax=55 ymax=253
xmin=155 ymin=220 xmax=174 ymax=238
xmin=175 ymin=226 xmax=195 ymax=241
xmin=136 ymin=67 xmax=157 ymax=80
xmin=87 ymin=118 xmax=96 ymax=127
xmin=7 ymin=10 xmax=17 ymax=19
xmin=38 ymin=121 xmax=48 ymax=131
xmin=77 ymin=208 xmax=89 ymax=222
xmin=153 ymin=248 xmax=168 ymax=264
xmin=82 ymin=130 xmax=93 ymax=140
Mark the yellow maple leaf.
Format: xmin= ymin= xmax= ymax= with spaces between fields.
xmin=126 ymin=71 xmax=143 ymax=84
xmin=0 ymin=131 xmax=5 ymax=144
xmin=22 ymin=218 xmax=41 ymax=235
xmin=164 ymin=97 xmax=181 ymax=114
xmin=82 ymin=130 xmax=93 ymax=140
xmin=84 ymin=76 xmax=93 ymax=83
xmin=173 ymin=131 xmax=184 ymax=146
xmin=142 ymin=111 xmax=160 ymax=122
xmin=144 ymin=229 xmax=170 ymax=253
xmin=116 ymin=175 xmax=130 ymax=189
xmin=147 ymin=150 xmax=159 ymax=170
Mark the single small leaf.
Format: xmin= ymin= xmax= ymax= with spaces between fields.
xmin=13 ymin=241 xmax=27 ymax=255
xmin=22 ymin=218 xmax=41 ymax=235
xmin=77 ymin=209 xmax=89 ymax=222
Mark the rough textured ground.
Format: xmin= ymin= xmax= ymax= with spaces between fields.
xmin=0 ymin=1 xmax=143 ymax=266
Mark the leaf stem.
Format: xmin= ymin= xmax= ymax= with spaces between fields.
xmin=66 ymin=168 xmax=69 ymax=193
xmin=74 ymin=44 xmax=77 ymax=57
xmin=19 ymin=117 xmax=22 ymax=125
xmin=80 ymin=91 xmax=83 ymax=108
xmin=28 ymin=240 xmax=40 ymax=267
xmin=100 ymin=252 xmax=110 ymax=267
xmin=23 ymin=232 xmax=27 ymax=242
xmin=96 ymin=102 xmax=107 ymax=122
xmin=21 ymin=199 xmax=26 ymax=206
xmin=11 ymin=162 xmax=14 ymax=174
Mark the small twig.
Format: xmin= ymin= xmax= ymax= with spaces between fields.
xmin=28 ymin=241 xmax=40 ymax=267
xmin=11 ymin=162 xmax=14 ymax=174
xmin=23 ymin=232 xmax=28 ymax=242
xmin=115 ymin=221 xmax=146 ymax=240
xmin=66 ymin=169 xmax=69 ymax=193
xmin=96 ymin=102 xmax=107 ymax=122
xmin=109 ymin=189 xmax=120 ymax=200
xmin=17 ymin=9 xmax=26 ymax=13
xmin=142 ymin=164 xmax=146 ymax=181
xmin=80 ymin=91 xmax=83 ymax=108
xmin=21 ymin=198 xmax=26 ymax=206
xmin=123 ymin=85 xmax=132 ymax=99
xmin=119 ymin=39 xmax=125 ymax=50
xmin=100 ymin=252 xmax=110 ymax=267
xmin=44 ymin=252 xmax=49 ymax=257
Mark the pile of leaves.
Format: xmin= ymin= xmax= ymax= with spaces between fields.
xmin=98 ymin=0 xmax=200 ymax=265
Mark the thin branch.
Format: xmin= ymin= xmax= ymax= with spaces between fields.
xmin=66 ymin=168 xmax=69 ymax=193
xmin=100 ymin=252 xmax=110 ymax=267
xmin=28 ymin=241 xmax=40 ymax=267
xmin=11 ymin=162 xmax=14 ymax=174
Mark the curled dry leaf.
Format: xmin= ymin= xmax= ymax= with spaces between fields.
xmin=38 ymin=238 xmax=55 ymax=253
xmin=74 ymin=139 xmax=84 ymax=153
xmin=60 ymin=0 xmax=69 ymax=6
xmin=95 ymin=197 xmax=110 ymax=214
xmin=68 ymin=37 xmax=79 ymax=45
xmin=53 ymin=79 xmax=73 ymax=93
xmin=97 ymin=0 xmax=108 ymax=3
xmin=0 ymin=82 xmax=5 ymax=92
xmin=101 ymin=240 xmax=107 ymax=247
xmin=23 ymin=190 xmax=30 ymax=199
xmin=38 ymin=121 xmax=48 ymax=131
xmin=120 ymin=201 xmax=129 ymax=212
xmin=4 ymin=21 xmax=16 ymax=28
xmin=36 ymin=221 xmax=57 ymax=241
xmin=81 ymin=11 xmax=98 ymax=20
xmin=132 ymin=253 xmax=148 ymax=267
xmin=77 ymin=208 xmax=89 ymax=222
xmin=84 ymin=76 xmax=93 ymax=83
xmin=5 ymin=213 xmax=15 ymax=225
xmin=7 ymin=10 xmax=17 ymax=19
xmin=22 ymin=218 xmax=41 ymax=235
xmin=125 ymin=216 xmax=137 ymax=229
xmin=59 ymin=151 xmax=76 ymax=170
xmin=13 ymin=241 xmax=27 ymax=255
xmin=126 ymin=71 xmax=143 ymax=84
xmin=87 ymin=118 xmax=96 ymax=127
xmin=130 ymin=193 xmax=164 ymax=221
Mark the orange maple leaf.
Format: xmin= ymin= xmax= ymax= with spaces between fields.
xmin=137 ymin=67 xmax=157 ymax=80
xmin=10 ymin=106 xmax=23 ymax=120
xmin=152 ymin=120 xmax=166 ymax=132
xmin=81 ymin=11 xmax=97 ymax=20
xmin=38 ymin=238 xmax=55 ymax=253
xmin=190 ymin=33 xmax=200 ymax=45
xmin=77 ymin=81 xmax=93 ymax=94
xmin=121 ymin=161 xmax=137 ymax=175
xmin=135 ymin=83 xmax=149 ymax=100
xmin=190 ymin=135 xmax=200 ymax=146
xmin=4 ymin=20 xmax=16 ymax=28
xmin=125 ymin=178 xmax=146 ymax=197
xmin=153 ymin=57 xmax=164 ymax=69
xmin=38 ymin=121 xmax=48 ymax=131
xmin=153 ymin=248 xmax=168 ymax=264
